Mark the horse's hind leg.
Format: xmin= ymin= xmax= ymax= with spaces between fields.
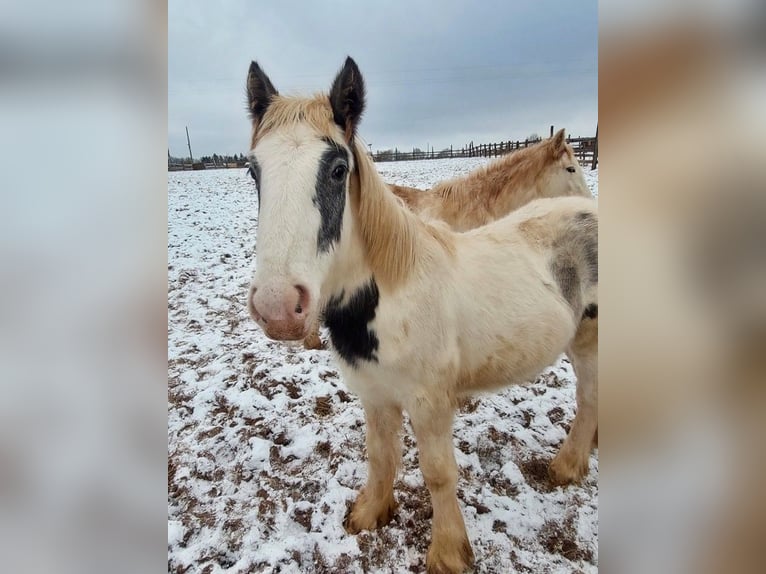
xmin=345 ymin=400 xmax=402 ymax=533
xmin=550 ymin=315 xmax=598 ymax=485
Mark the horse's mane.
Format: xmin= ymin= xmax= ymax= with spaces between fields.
xmin=350 ymin=139 xmax=421 ymax=287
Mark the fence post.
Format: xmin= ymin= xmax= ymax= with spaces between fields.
xmin=591 ymin=124 xmax=598 ymax=170
xmin=550 ymin=125 xmax=554 ymax=137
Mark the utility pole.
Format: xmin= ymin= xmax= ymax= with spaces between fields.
xmin=186 ymin=126 xmax=194 ymax=165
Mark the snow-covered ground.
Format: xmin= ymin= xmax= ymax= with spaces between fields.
xmin=168 ymin=159 xmax=599 ymax=573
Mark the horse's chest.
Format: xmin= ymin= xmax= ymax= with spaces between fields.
xmin=324 ymin=279 xmax=380 ymax=368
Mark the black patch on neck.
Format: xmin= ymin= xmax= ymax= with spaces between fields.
xmin=314 ymin=140 xmax=349 ymax=253
xmin=324 ymin=278 xmax=379 ymax=367
xmin=583 ymin=303 xmax=598 ymax=320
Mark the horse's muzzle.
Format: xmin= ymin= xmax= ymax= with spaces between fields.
xmin=248 ymin=282 xmax=311 ymax=341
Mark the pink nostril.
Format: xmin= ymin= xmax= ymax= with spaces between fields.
xmin=294 ymin=285 xmax=309 ymax=315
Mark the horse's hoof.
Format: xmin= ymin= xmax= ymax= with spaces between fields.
xmin=344 ymin=491 xmax=396 ymax=534
xmin=549 ymin=451 xmax=589 ymax=485
xmin=303 ymin=336 xmax=325 ymax=350
xmin=426 ymin=535 xmax=474 ymax=574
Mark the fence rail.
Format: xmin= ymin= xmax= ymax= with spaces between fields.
xmin=168 ymin=161 xmax=246 ymax=171
xmin=372 ymin=135 xmax=598 ymax=168
xmin=168 ymin=135 xmax=599 ymax=171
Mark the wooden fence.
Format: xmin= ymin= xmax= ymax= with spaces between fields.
xmin=168 ymin=161 xmax=246 ymax=171
xmin=372 ymin=135 xmax=598 ymax=169
xmin=167 ymin=134 xmax=599 ymax=172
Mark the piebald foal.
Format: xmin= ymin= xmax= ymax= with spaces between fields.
xmin=302 ymin=129 xmax=590 ymax=349
xmin=245 ymin=57 xmax=598 ymax=574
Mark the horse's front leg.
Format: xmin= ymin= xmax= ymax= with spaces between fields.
xmin=408 ymin=397 xmax=474 ymax=574
xmin=345 ymin=399 xmax=402 ymax=532
xmin=302 ymin=317 xmax=324 ymax=350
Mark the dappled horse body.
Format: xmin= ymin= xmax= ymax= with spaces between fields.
xmin=245 ymin=57 xmax=598 ymax=574
xmin=302 ymin=129 xmax=590 ymax=349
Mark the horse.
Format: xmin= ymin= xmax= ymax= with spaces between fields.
xmin=389 ymin=129 xmax=591 ymax=232
xmin=301 ymin=130 xmax=591 ymax=350
xmin=244 ymin=57 xmax=598 ymax=574
xmin=383 ymin=140 xmax=595 ymax=424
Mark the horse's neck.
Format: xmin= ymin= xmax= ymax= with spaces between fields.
xmin=322 ymin=213 xmax=373 ymax=299
xmin=432 ymin=154 xmax=541 ymax=221
xmin=492 ymin=179 xmax=540 ymax=215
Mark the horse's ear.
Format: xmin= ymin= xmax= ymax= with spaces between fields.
xmin=246 ymin=61 xmax=278 ymax=125
xmin=550 ymin=128 xmax=567 ymax=157
xmin=329 ymin=56 xmax=366 ymax=142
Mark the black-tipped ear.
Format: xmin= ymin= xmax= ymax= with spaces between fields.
xmin=329 ymin=57 xmax=366 ymax=141
xmin=549 ymin=128 xmax=567 ymax=156
xmin=246 ymin=61 xmax=278 ymax=124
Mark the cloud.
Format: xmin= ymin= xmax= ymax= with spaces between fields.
xmin=169 ymin=0 xmax=597 ymax=157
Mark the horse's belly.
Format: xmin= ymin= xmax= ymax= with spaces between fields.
xmin=458 ymin=310 xmax=576 ymax=393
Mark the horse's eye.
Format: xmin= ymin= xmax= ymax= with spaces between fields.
xmin=332 ymin=165 xmax=348 ymax=181
xmin=566 ymin=166 xmax=576 ymax=173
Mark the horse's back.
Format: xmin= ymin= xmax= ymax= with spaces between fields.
xmin=500 ymin=195 xmax=596 ymax=229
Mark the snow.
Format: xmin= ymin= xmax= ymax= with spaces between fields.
xmin=168 ymin=159 xmax=598 ymax=573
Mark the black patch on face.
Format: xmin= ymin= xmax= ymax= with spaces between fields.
xmin=323 ymin=278 xmax=379 ymax=367
xmin=583 ymin=303 xmax=598 ymax=320
xmin=314 ymin=141 xmax=349 ymax=253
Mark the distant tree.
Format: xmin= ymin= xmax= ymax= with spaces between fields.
xmin=527 ymin=133 xmax=542 ymax=142
xmin=375 ymin=149 xmax=394 ymax=162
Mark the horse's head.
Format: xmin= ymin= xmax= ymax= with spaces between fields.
xmin=245 ymin=57 xmax=365 ymax=341
xmin=540 ymin=129 xmax=591 ymax=198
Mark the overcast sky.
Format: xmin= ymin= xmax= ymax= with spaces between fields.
xmin=169 ymin=1 xmax=597 ymax=158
